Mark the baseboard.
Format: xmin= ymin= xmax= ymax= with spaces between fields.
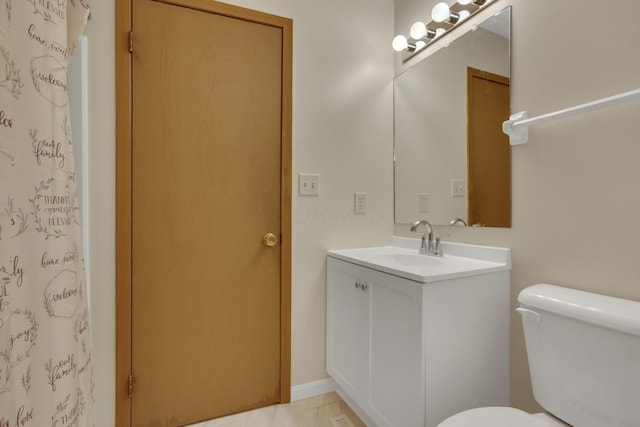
xmin=290 ymin=378 xmax=337 ymax=402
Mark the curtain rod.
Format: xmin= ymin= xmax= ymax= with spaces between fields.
xmin=503 ymin=88 xmax=640 ymax=145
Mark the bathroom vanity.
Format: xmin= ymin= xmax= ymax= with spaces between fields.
xmin=326 ymin=237 xmax=511 ymax=427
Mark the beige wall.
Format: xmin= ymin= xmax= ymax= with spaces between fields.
xmin=395 ymin=0 xmax=640 ymax=413
xmin=84 ymin=0 xmax=394 ymax=425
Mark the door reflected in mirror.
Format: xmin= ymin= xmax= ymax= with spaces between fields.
xmin=394 ymin=6 xmax=511 ymax=227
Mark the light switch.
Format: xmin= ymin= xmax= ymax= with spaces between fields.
xmin=299 ymin=173 xmax=319 ymax=196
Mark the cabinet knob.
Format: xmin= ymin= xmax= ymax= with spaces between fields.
xmin=354 ymin=281 xmax=368 ymax=291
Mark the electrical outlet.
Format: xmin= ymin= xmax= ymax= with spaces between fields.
xmin=418 ymin=193 xmax=429 ymax=213
xmin=451 ymin=179 xmax=465 ymax=197
xmin=354 ymin=192 xmax=366 ymax=215
xmin=299 ymin=173 xmax=319 ymax=196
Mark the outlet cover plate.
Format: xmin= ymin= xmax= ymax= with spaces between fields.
xmin=354 ymin=192 xmax=366 ymax=215
xmin=418 ymin=193 xmax=429 ymax=213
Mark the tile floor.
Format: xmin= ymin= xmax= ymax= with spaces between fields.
xmin=187 ymin=392 xmax=366 ymax=427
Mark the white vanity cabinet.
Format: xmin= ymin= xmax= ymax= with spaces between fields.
xmin=327 ymin=239 xmax=511 ymax=427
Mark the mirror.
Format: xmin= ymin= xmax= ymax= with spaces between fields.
xmin=394 ymin=7 xmax=511 ymax=227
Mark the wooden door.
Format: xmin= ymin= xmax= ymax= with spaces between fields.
xmin=467 ymin=67 xmax=511 ymax=228
xmin=120 ymin=1 xmax=292 ymax=426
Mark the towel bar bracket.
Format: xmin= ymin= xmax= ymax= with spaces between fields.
xmin=502 ymin=111 xmax=529 ymax=146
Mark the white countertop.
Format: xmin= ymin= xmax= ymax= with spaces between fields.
xmin=328 ymin=237 xmax=511 ymax=283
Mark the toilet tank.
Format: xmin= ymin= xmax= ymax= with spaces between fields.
xmin=517 ymin=284 xmax=640 ymax=427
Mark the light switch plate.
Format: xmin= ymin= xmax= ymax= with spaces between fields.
xmin=451 ymin=179 xmax=465 ymax=197
xmin=299 ymin=173 xmax=319 ymax=196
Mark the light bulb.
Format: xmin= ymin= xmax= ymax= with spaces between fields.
xmin=458 ymin=10 xmax=471 ymax=21
xmin=410 ymin=22 xmax=427 ymax=40
xmin=431 ymin=2 xmax=452 ymax=22
xmin=432 ymin=2 xmax=460 ymax=24
xmin=458 ymin=0 xmax=472 ymax=5
xmin=392 ymin=35 xmax=409 ymax=52
xmin=410 ymin=22 xmax=437 ymax=41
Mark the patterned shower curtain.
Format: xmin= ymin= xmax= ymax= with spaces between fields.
xmin=0 ymin=0 xmax=94 ymax=425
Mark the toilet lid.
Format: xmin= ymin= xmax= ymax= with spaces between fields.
xmin=438 ymin=407 xmax=549 ymax=427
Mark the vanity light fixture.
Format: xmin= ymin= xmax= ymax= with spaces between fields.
xmin=393 ymin=0 xmax=495 ymax=58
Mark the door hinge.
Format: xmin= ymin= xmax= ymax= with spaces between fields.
xmin=128 ymin=374 xmax=133 ymax=398
xmin=128 ymin=30 xmax=133 ymax=53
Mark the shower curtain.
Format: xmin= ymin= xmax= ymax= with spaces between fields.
xmin=0 ymin=0 xmax=94 ymax=425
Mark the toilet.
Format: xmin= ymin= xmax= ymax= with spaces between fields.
xmin=438 ymin=283 xmax=640 ymax=427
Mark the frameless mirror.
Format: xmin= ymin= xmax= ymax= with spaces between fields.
xmin=394 ymin=6 xmax=511 ymax=227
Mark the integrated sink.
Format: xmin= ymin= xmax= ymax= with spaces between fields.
xmin=328 ymin=236 xmax=511 ymax=283
xmin=372 ymin=253 xmax=443 ymax=267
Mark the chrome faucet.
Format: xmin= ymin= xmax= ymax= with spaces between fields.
xmin=449 ymin=218 xmax=467 ymax=227
xmin=410 ymin=220 xmax=434 ymax=255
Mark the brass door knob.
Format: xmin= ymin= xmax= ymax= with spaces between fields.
xmin=263 ymin=233 xmax=278 ymax=247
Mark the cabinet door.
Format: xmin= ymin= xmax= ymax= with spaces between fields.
xmin=369 ymin=271 xmax=424 ymax=427
xmin=327 ymin=259 xmax=370 ymax=401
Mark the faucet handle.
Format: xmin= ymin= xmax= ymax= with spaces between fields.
xmin=434 ymin=234 xmax=449 ymax=257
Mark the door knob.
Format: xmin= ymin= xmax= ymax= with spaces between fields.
xmin=263 ymin=233 xmax=278 ymax=247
